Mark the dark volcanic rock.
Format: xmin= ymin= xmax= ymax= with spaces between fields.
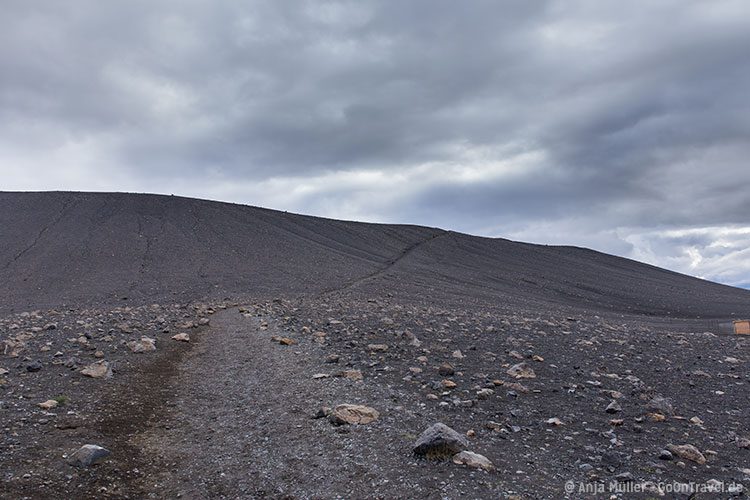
xmin=605 ymin=400 xmax=622 ymax=414
xmin=437 ymin=362 xmax=455 ymax=376
xmin=68 ymin=444 xmax=111 ymax=467
xmin=26 ymin=361 xmax=42 ymax=372
xmin=507 ymin=362 xmax=536 ymax=379
xmin=413 ymin=423 xmax=469 ymax=458
xmin=659 ymin=449 xmax=674 ymax=460
xmin=646 ymin=395 xmax=675 ymax=416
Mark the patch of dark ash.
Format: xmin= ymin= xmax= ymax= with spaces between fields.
xmin=0 ymin=302 xmax=216 ymax=499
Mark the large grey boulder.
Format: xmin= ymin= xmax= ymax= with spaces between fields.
xmin=413 ymin=423 xmax=468 ymax=458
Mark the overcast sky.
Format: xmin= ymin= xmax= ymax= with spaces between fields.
xmin=2 ymin=1 xmax=749 ymax=287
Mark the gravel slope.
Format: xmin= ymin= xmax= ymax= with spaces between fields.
xmin=1 ymin=191 xmax=749 ymax=319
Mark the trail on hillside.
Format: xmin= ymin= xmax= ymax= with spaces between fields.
xmin=131 ymin=307 xmax=437 ymax=498
xmin=320 ymin=229 xmax=449 ymax=296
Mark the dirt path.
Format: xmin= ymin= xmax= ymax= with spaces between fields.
xmin=319 ymin=230 xmax=448 ymax=296
xmin=133 ymin=306 xmax=432 ymax=499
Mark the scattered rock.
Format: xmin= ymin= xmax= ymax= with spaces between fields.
xmin=505 ymin=382 xmax=529 ymax=393
xmin=324 ymin=354 xmax=340 ymax=364
xmin=476 ymin=388 xmax=494 ymax=400
xmin=545 ymin=417 xmax=563 ymax=426
xmin=658 ymin=449 xmax=674 ymax=460
xmin=117 ymin=323 xmax=135 ymax=333
xmin=328 ymin=404 xmax=379 ymax=425
xmin=171 ymin=333 xmax=190 ymax=342
xmin=413 ymin=423 xmax=469 ymax=458
xmin=646 ymin=396 xmax=674 ymax=416
xmin=64 ymin=357 xmax=80 ymax=369
xmin=4 ymin=338 xmax=25 ymax=357
xmin=452 ymin=451 xmax=494 ymax=471
xmin=405 ymin=331 xmax=422 ymax=347
xmin=605 ymin=400 xmax=622 ymax=413
xmin=665 ymin=444 xmax=706 ymax=465
xmin=367 ymin=344 xmax=388 ymax=352
xmin=647 ymin=412 xmax=666 ymax=422
xmin=602 ymin=450 xmax=625 ymax=467
xmin=437 ymin=362 xmax=455 ymax=376
xmin=127 ymin=337 xmax=156 ymax=353
xmin=26 ymin=361 xmax=42 ymax=372
xmin=68 ymin=444 xmax=111 ymax=467
xmin=615 ymin=472 xmax=634 ymax=482
xmin=312 ymin=406 xmax=331 ymax=419
xmin=81 ymin=360 xmax=112 ymax=379
xmin=507 ymin=362 xmax=536 ymax=379
xmin=605 ymin=390 xmax=625 ymax=399
xmin=38 ymin=400 xmax=59 ymax=410
xmin=336 ymin=369 xmax=363 ymax=381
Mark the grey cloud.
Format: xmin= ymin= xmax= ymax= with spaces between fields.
xmin=1 ymin=0 xmax=749 ymax=285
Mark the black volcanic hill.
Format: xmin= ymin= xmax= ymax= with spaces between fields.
xmin=1 ymin=191 xmax=748 ymax=319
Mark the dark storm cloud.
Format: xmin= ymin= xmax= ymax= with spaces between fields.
xmin=2 ymin=0 xmax=750 ymax=285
